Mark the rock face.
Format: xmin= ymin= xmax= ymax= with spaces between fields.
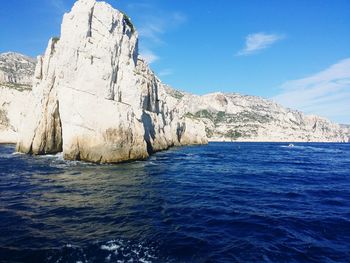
xmin=165 ymin=91 xmax=348 ymax=142
xmin=0 ymin=1 xmax=348 ymax=152
xmin=0 ymin=52 xmax=36 ymax=89
xmin=340 ymin=125 xmax=350 ymax=142
xmin=0 ymin=53 xmax=36 ymax=143
xmin=16 ymin=0 xmax=207 ymax=163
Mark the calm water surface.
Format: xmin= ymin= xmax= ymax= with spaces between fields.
xmin=0 ymin=143 xmax=350 ymax=262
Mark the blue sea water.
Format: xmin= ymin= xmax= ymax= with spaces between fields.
xmin=0 ymin=142 xmax=350 ymax=263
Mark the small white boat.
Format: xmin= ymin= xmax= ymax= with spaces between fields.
xmin=288 ymin=144 xmax=294 ymax=147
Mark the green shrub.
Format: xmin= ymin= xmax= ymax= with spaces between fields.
xmin=194 ymin=110 xmax=213 ymax=120
xmin=171 ymin=90 xmax=184 ymax=100
xmin=52 ymin=37 xmax=60 ymax=43
xmin=122 ymin=13 xmax=135 ymax=34
xmin=0 ymin=109 xmax=9 ymax=125
xmin=226 ymin=130 xmax=242 ymax=140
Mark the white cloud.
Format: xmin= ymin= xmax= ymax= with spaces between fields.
xmin=237 ymin=32 xmax=284 ymax=56
xmin=139 ymin=49 xmax=159 ymax=64
xmin=138 ymin=21 xmax=164 ymax=44
xmin=50 ymin=0 xmax=67 ymax=13
xmin=273 ymin=58 xmax=350 ymax=123
xmin=158 ymin=69 xmax=173 ymax=77
xmin=126 ymin=3 xmax=152 ymax=10
xmin=138 ymin=12 xmax=187 ymax=44
xmin=171 ymin=12 xmax=187 ymax=26
xmin=125 ymin=3 xmax=187 ymax=64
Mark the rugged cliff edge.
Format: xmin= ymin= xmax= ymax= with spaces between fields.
xmin=15 ymin=0 xmax=207 ymax=163
xmin=0 ymin=52 xmax=36 ymax=88
xmin=340 ymin=125 xmax=350 ymax=142
xmin=164 ymin=90 xmax=349 ymax=142
xmin=0 ymin=0 xmax=348 ymax=154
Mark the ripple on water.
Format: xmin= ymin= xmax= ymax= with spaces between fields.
xmin=0 ymin=142 xmax=350 ymax=262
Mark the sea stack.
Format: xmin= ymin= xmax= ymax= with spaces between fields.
xmin=16 ymin=0 xmax=207 ymax=163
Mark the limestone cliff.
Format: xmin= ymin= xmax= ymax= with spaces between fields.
xmin=0 ymin=0 xmax=348 ymax=151
xmin=165 ymin=91 xmax=348 ymax=142
xmin=0 ymin=52 xmax=36 ymax=89
xmin=340 ymin=125 xmax=350 ymax=142
xmin=0 ymin=53 xmax=36 ymax=143
xmin=15 ymin=0 xmax=207 ymax=163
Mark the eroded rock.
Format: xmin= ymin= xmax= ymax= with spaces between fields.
xmin=16 ymin=0 xmax=207 ymax=163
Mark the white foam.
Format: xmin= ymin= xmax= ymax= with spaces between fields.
xmin=37 ymin=152 xmax=64 ymax=160
xmin=101 ymin=241 xmax=121 ymax=251
xmin=99 ymin=240 xmax=157 ymax=262
xmin=105 ymin=254 xmax=112 ymax=262
xmin=12 ymin=151 xmax=25 ymax=155
xmin=281 ymin=145 xmax=343 ymax=153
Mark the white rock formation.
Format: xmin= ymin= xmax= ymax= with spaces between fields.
xmin=0 ymin=52 xmax=36 ymax=87
xmin=166 ymin=91 xmax=349 ymax=142
xmin=0 ymin=1 xmax=348 ymax=149
xmin=340 ymin=125 xmax=350 ymax=142
xmin=0 ymin=53 xmax=35 ymax=143
xmin=16 ymin=0 xmax=207 ymax=163
xmin=0 ymin=88 xmax=31 ymax=143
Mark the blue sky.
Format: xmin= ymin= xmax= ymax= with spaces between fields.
xmin=1 ymin=0 xmax=349 ymax=123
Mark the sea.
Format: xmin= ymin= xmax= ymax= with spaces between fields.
xmin=0 ymin=142 xmax=349 ymax=263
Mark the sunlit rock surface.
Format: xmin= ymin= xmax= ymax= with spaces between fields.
xmin=0 ymin=53 xmax=35 ymax=143
xmin=16 ymin=0 xmax=207 ymax=163
xmin=166 ymin=91 xmax=348 ymax=142
xmin=0 ymin=1 xmax=348 ymax=151
xmin=0 ymin=52 xmax=36 ymax=87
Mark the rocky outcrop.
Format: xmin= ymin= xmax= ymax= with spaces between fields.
xmin=1 ymin=51 xmax=348 ymax=146
xmin=0 ymin=52 xmax=36 ymax=89
xmin=340 ymin=125 xmax=350 ymax=142
xmin=166 ymin=91 xmax=348 ymax=142
xmin=0 ymin=88 xmax=31 ymax=143
xmin=0 ymin=1 xmax=348 ymax=151
xmin=16 ymin=0 xmax=207 ymax=163
xmin=0 ymin=53 xmax=35 ymax=143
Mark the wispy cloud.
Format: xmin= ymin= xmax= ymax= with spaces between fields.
xmin=138 ymin=12 xmax=187 ymax=44
xmin=138 ymin=21 xmax=164 ymax=44
xmin=139 ymin=49 xmax=159 ymax=64
xmin=126 ymin=3 xmax=153 ymax=10
xmin=49 ymin=0 xmax=67 ymax=13
xmin=273 ymin=58 xmax=350 ymax=123
xmin=125 ymin=3 xmax=187 ymax=63
xmin=158 ymin=69 xmax=173 ymax=77
xmin=236 ymin=32 xmax=284 ymax=56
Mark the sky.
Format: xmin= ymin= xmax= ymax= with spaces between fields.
xmin=0 ymin=0 xmax=349 ymax=123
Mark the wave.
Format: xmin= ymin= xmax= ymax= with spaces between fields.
xmin=280 ymin=145 xmax=343 ymax=153
xmin=47 ymin=239 xmax=157 ymax=263
xmin=1 ymin=143 xmax=350 ymax=262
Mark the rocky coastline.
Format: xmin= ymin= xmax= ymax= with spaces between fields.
xmin=0 ymin=0 xmax=348 ymax=163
